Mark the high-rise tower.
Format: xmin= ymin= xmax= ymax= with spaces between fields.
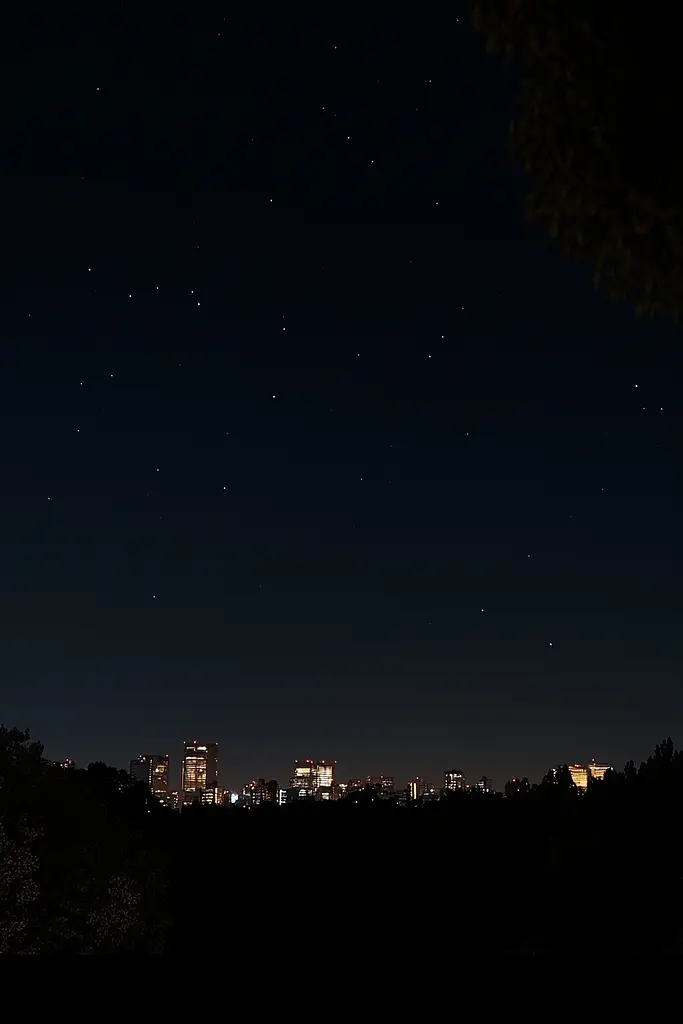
xmin=129 ymin=753 xmax=169 ymax=795
xmin=181 ymin=741 xmax=218 ymax=795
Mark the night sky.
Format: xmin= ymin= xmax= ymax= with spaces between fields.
xmin=2 ymin=11 xmax=681 ymax=793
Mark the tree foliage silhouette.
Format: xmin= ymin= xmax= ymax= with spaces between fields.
xmin=0 ymin=726 xmax=169 ymax=953
xmin=471 ymin=0 xmax=683 ymax=320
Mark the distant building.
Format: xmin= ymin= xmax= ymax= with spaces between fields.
xmin=290 ymin=760 xmax=314 ymax=797
xmin=313 ymin=760 xmax=335 ymax=799
xmin=181 ymin=741 xmax=219 ymax=798
xmin=202 ymin=786 xmax=225 ymax=806
xmin=475 ymin=776 xmax=493 ymax=793
xmin=129 ymin=753 xmax=169 ymax=795
xmin=588 ymin=760 xmax=611 ymax=781
xmin=289 ymin=760 xmax=335 ymax=799
xmin=444 ymin=769 xmax=466 ymax=792
xmin=407 ymin=778 xmax=421 ymax=801
xmin=565 ymin=760 xmax=611 ymax=791
xmin=407 ymin=778 xmax=438 ymax=801
xmin=346 ymin=779 xmax=364 ymax=794
xmin=47 ymin=758 xmax=76 ymax=771
xmin=246 ymin=778 xmax=266 ymax=804
xmin=366 ymin=776 xmax=395 ymax=795
xmin=568 ymin=764 xmax=589 ymax=791
xmin=242 ymin=779 xmax=279 ymax=806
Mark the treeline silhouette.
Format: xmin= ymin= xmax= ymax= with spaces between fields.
xmin=2 ymin=726 xmax=683 ymax=954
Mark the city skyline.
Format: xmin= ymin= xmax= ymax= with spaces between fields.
xmin=53 ymin=738 xmax=614 ymax=796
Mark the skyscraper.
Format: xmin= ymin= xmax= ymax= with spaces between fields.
xmin=129 ymin=753 xmax=169 ymax=795
xmin=290 ymin=759 xmax=335 ymax=799
xmin=181 ymin=741 xmax=218 ymax=796
xmin=313 ymin=760 xmax=335 ymax=798
xmin=444 ymin=769 xmax=466 ymax=791
xmin=568 ymin=764 xmax=589 ymax=791
xmin=290 ymin=759 xmax=314 ymax=796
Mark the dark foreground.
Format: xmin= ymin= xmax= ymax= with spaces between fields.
xmin=2 ymin=727 xmax=682 ymax=955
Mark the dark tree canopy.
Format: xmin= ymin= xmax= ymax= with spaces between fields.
xmin=472 ymin=0 xmax=683 ymax=320
xmin=0 ymin=726 xmax=169 ymax=953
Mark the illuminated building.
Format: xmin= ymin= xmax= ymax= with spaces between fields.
xmin=568 ymin=764 xmax=589 ymax=791
xmin=314 ymin=761 xmax=335 ymax=794
xmin=407 ymin=778 xmax=437 ymax=801
xmin=565 ymin=760 xmax=611 ymax=791
xmin=444 ymin=769 xmax=466 ymax=792
xmin=407 ymin=777 xmax=434 ymax=800
xmin=290 ymin=760 xmax=335 ymax=799
xmin=290 ymin=760 xmax=314 ymax=796
xmin=202 ymin=786 xmax=225 ymax=805
xmin=129 ymin=753 xmax=170 ymax=795
xmin=407 ymin=778 xmax=421 ymax=801
xmin=475 ymin=776 xmax=493 ymax=793
xmin=366 ymin=775 xmax=394 ymax=794
xmin=347 ymin=779 xmax=364 ymax=794
xmin=588 ymin=760 xmax=611 ymax=781
xmin=181 ymin=741 xmax=218 ymax=796
xmin=244 ymin=779 xmax=268 ymax=805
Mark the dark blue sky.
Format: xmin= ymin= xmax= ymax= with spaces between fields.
xmin=1 ymin=10 xmax=681 ymax=791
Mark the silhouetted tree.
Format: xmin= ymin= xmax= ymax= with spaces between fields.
xmin=0 ymin=725 xmax=169 ymax=953
xmin=504 ymin=777 xmax=531 ymax=799
xmin=471 ymin=0 xmax=683 ymax=320
xmin=538 ymin=765 xmax=577 ymax=802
